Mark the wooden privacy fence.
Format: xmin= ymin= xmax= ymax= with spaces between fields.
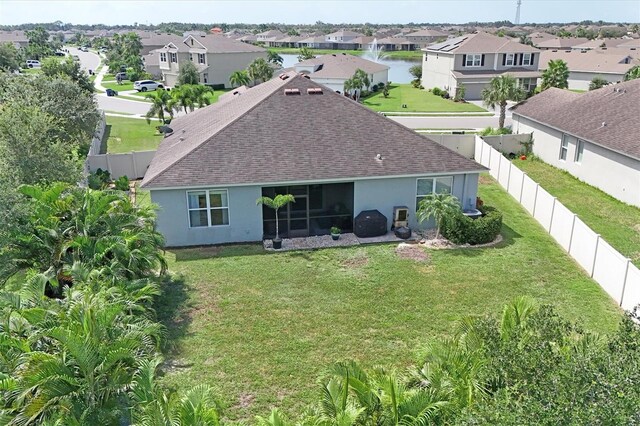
xmin=474 ymin=136 xmax=640 ymax=311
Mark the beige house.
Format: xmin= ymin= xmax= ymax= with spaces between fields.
xmin=0 ymin=31 xmax=29 ymax=49
xmin=156 ymin=34 xmax=266 ymax=88
xmin=403 ymin=29 xmax=448 ymax=48
xmin=535 ymin=37 xmax=589 ymax=50
xmin=512 ymin=80 xmax=640 ymax=207
xmin=325 ymin=30 xmax=362 ymax=43
xmin=421 ymin=32 xmax=541 ymax=100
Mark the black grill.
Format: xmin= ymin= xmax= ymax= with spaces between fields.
xmin=354 ymin=210 xmax=387 ymax=238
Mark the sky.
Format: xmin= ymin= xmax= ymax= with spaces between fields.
xmin=1 ymin=0 xmax=639 ymax=26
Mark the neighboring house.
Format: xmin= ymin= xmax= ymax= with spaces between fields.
xmin=325 ymin=30 xmax=362 ymax=43
xmin=367 ymin=37 xmax=416 ymax=51
xmin=404 ymin=29 xmax=449 ymax=48
xmin=140 ymin=71 xmax=485 ymax=247
xmin=570 ymin=38 xmax=632 ymax=50
xmin=538 ymin=49 xmax=637 ymax=90
xmin=141 ymin=33 xmax=182 ymax=55
xmin=297 ymin=35 xmax=334 ymax=49
xmin=156 ymin=34 xmax=266 ymax=88
xmin=256 ymin=29 xmax=285 ymax=43
xmin=293 ymin=53 xmax=389 ymax=93
xmin=511 ymin=79 xmax=640 ymax=207
xmin=421 ymin=32 xmax=541 ymax=100
xmin=0 ymin=31 xmax=29 ymax=49
xmin=142 ymin=50 xmax=161 ymax=79
xmin=535 ymin=37 xmax=589 ymax=50
xmin=527 ymin=31 xmax=556 ymax=45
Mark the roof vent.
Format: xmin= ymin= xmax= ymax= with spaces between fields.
xmin=601 ymin=121 xmax=607 ymax=128
xmin=284 ymin=88 xmax=301 ymax=95
xmin=307 ymin=88 xmax=323 ymax=95
xmin=303 ymin=75 xmax=311 ymax=79
xmin=278 ymin=73 xmax=290 ymax=80
xmin=375 ymin=153 xmax=383 ymax=161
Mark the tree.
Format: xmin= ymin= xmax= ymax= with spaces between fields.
xmin=382 ymin=81 xmax=391 ymax=98
xmin=623 ymin=64 xmax=640 ymax=81
xmin=481 ymin=74 xmax=525 ymax=128
xmin=0 ymin=42 xmax=20 ymax=72
xmin=229 ymin=69 xmax=250 ymax=88
xmin=145 ymin=89 xmax=175 ymax=124
xmin=519 ymin=34 xmax=533 ymax=46
xmin=267 ymin=50 xmax=284 ymax=66
xmin=409 ymin=64 xmax=422 ymax=83
xmin=343 ymin=68 xmax=370 ymax=101
xmin=256 ymin=194 xmax=295 ymax=241
xmin=417 ymin=193 xmax=460 ymax=240
xmin=177 ymin=60 xmax=200 ymax=86
xmin=297 ymin=46 xmax=316 ymax=62
xmin=41 ymin=55 xmax=94 ymax=92
xmin=25 ymin=26 xmax=53 ymax=59
xmin=541 ymin=59 xmax=569 ymax=90
xmin=247 ymin=57 xmax=273 ymax=86
xmin=454 ymin=83 xmax=466 ymax=101
xmin=588 ymin=76 xmax=609 ymax=91
xmin=106 ymin=32 xmax=143 ymax=76
xmin=171 ymin=84 xmax=196 ymax=113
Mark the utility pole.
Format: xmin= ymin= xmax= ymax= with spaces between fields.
xmin=515 ymin=0 xmax=522 ymax=25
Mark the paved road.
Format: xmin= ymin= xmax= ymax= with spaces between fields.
xmin=67 ymin=46 xmax=100 ymax=72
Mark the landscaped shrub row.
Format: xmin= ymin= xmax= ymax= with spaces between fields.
xmin=442 ymin=205 xmax=503 ymax=245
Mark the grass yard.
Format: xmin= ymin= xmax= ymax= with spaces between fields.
xmin=515 ymin=158 xmax=640 ymax=266
xmin=156 ymin=176 xmax=621 ymax=421
xmin=101 ymin=80 xmax=136 ymax=92
xmin=362 ymin=84 xmax=487 ymax=113
xmin=104 ymin=116 xmax=162 ymax=153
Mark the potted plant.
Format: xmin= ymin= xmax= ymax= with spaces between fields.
xmin=330 ymin=226 xmax=341 ymax=241
xmin=256 ymin=194 xmax=295 ymax=249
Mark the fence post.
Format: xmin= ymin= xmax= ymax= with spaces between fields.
xmin=532 ymin=183 xmax=540 ymax=217
xmin=519 ymin=172 xmax=526 ymax=203
xmin=567 ymin=214 xmax=577 ymax=253
xmin=132 ymin=151 xmax=139 ymax=179
xmin=105 ymin=153 xmax=112 ymax=175
xmin=619 ymin=259 xmax=631 ymax=307
xmin=548 ymin=197 xmax=556 ymax=233
xmin=590 ymin=235 xmax=601 ymax=278
xmin=478 ymin=139 xmax=484 ymax=164
xmin=496 ymin=152 xmax=502 ymax=180
xmin=506 ymin=161 xmax=512 ymax=192
xmin=487 ymin=146 xmax=492 ymax=169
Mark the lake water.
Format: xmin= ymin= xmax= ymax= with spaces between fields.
xmin=280 ymin=53 xmax=419 ymax=84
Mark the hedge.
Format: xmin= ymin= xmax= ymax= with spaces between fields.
xmin=442 ymin=205 xmax=502 ymax=245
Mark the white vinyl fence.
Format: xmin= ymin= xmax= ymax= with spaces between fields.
xmin=474 ymin=136 xmax=640 ymax=311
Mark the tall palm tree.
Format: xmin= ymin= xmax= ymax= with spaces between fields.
xmin=229 ymin=70 xmax=251 ymax=88
xmin=256 ymin=194 xmax=295 ymax=241
xmin=190 ymin=84 xmax=213 ymax=108
xmin=541 ymin=59 xmax=569 ymax=91
xmin=171 ymin=84 xmax=196 ymax=114
xmin=481 ymin=74 xmax=526 ymax=129
xmin=267 ymin=50 xmax=284 ymax=66
xmin=247 ymin=58 xmax=274 ymax=86
xmin=145 ymin=89 xmax=174 ymax=124
xmin=416 ymin=193 xmax=460 ymax=240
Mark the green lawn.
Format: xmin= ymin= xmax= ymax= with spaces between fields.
xmin=362 ymin=84 xmax=487 ymax=113
xmin=104 ymin=116 xmax=162 ymax=153
xmin=101 ymin=81 xmax=135 ymax=92
xmin=271 ymin=47 xmax=422 ymax=60
xmin=514 ymin=158 xmax=640 ymax=266
xmin=156 ymin=176 xmax=621 ymax=421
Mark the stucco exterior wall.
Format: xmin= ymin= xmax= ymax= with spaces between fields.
xmin=310 ymin=69 xmax=388 ymax=93
xmin=513 ymin=114 xmax=640 ymax=207
xmin=564 ymin=71 xmax=626 ymax=91
xmin=421 ymin=51 xmax=455 ymax=91
xmin=206 ymin=51 xmax=267 ymax=88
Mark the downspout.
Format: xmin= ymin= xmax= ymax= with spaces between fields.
xmin=462 ymin=173 xmax=468 ymax=210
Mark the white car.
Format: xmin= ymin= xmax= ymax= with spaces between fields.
xmin=26 ymin=60 xmax=41 ymax=68
xmin=134 ymin=80 xmax=163 ymax=92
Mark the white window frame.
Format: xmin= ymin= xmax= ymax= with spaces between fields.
xmin=159 ymin=52 xmax=167 ymax=62
xmin=522 ymin=53 xmax=532 ymax=66
xmin=575 ymin=139 xmax=585 ymax=163
xmin=186 ymin=189 xmax=230 ymax=228
xmin=465 ymin=54 xmax=482 ymax=67
xmin=198 ymin=53 xmax=206 ymax=64
xmin=560 ymin=134 xmax=570 ymax=161
xmin=170 ymin=52 xmax=177 ymax=63
xmin=505 ymin=53 xmax=515 ymax=66
xmin=202 ymin=73 xmax=208 ymax=84
xmin=415 ymin=176 xmax=454 ymax=210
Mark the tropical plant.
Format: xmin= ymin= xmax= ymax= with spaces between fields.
xmin=481 ymin=75 xmax=526 ymax=129
xmin=190 ymin=84 xmax=214 ymax=108
xmin=145 ymin=89 xmax=175 ymax=124
xmin=256 ymin=194 xmax=295 ymax=240
xmin=409 ymin=64 xmax=422 ymax=81
xmin=247 ymin=57 xmax=274 ymax=86
xmin=588 ymin=76 xmax=609 ymax=91
xmin=623 ymin=64 xmax=640 ymax=81
xmin=330 ymin=226 xmax=341 ymax=235
xmin=343 ymin=68 xmax=370 ymax=101
xmin=519 ymin=34 xmax=533 ymax=46
xmin=171 ymin=84 xmax=196 ymax=114
xmin=229 ymin=69 xmax=251 ymax=88
xmin=541 ymin=59 xmax=569 ymax=90
xmin=267 ymin=50 xmax=284 ymax=66
xmin=454 ymin=83 xmax=466 ymax=101
xmin=0 ymin=42 xmax=20 ymax=72
xmin=416 ymin=193 xmax=460 ymax=240
xmin=382 ymin=81 xmax=391 ymax=98
xmin=297 ymin=47 xmax=316 ymax=62
xmin=177 ymin=60 xmax=200 ymax=85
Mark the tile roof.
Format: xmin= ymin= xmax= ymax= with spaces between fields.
xmin=511 ymin=79 xmax=640 ymax=159
xmin=141 ymin=72 xmax=484 ymax=189
xmin=424 ymin=32 xmax=539 ymax=54
xmin=538 ymin=50 xmax=637 ymax=74
xmin=294 ymin=54 xmax=389 ymax=79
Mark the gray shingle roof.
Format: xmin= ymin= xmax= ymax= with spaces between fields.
xmin=161 ymin=34 xmax=266 ymax=53
xmin=424 ymin=32 xmax=539 ymax=54
xmin=512 ymin=79 xmax=640 ymax=159
xmin=538 ymin=50 xmax=637 ymax=74
xmin=141 ymin=72 xmax=485 ymax=189
xmin=294 ymin=54 xmax=389 ymax=78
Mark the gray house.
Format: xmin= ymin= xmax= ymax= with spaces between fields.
xmin=512 ymin=79 xmax=640 ymax=207
xmin=141 ymin=71 xmax=485 ymax=247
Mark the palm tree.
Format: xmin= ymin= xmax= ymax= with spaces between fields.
xmin=190 ymin=84 xmax=213 ymax=108
xmin=351 ymin=68 xmax=371 ymax=101
xmin=297 ymin=46 xmax=316 ymax=62
xmin=145 ymin=89 xmax=174 ymax=124
xmin=171 ymin=84 xmax=196 ymax=114
xmin=416 ymin=193 xmax=460 ymax=240
xmin=541 ymin=59 xmax=569 ymax=91
xmin=481 ymin=74 xmax=526 ymax=129
xmin=247 ymin=58 xmax=274 ymax=86
xmin=623 ymin=65 xmax=640 ymax=81
xmin=229 ymin=69 xmax=251 ymax=88
xmin=267 ymin=50 xmax=284 ymax=66
xmin=256 ymin=194 xmax=295 ymax=241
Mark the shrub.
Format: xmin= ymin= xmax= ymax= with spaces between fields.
xmin=88 ymin=168 xmax=111 ymax=189
xmin=480 ymin=126 xmax=513 ymax=136
xmin=454 ymin=84 xmax=466 ymax=101
xmin=114 ymin=175 xmax=130 ymax=191
xmin=442 ymin=205 xmax=502 ymax=245
xmin=440 ymin=91 xmax=450 ymax=99
xmin=432 ymin=87 xmax=442 ymax=96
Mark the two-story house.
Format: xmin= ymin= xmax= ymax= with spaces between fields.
xmin=421 ymin=32 xmax=541 ymax=100
xmin=325 ymin=30 xmax=362 ymax=43
xmin=157 ymin=34 xmax=266 ymax=88
xmin=403 ymin=29 xmax=449 ymax=49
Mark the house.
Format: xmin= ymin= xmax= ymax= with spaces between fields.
xmin=141 ymin=33 xmax=181 ymax=55
xmin=404 ymin=29 xmax=449 ymax=48
xmin=0 ymin=31 xmax=29 ymax=49
xmin=511 ymin=79 xmax=640 ymax=207
xmin=142 ymin=50 xmax=161 ymax=79
xmin=140 ymin=71 xmax=485 ymax=247
xmin=535 ymin=37 xmax=589 ymax=50
xmin=570 ymin=38 xmax=632 ymax=50
xmin=293 ymin=53 xmax=389 ymax=93
xmin=156 ymin=34 xmax=266 ymax=88
xmin=421 ymin=32 xmax=541 ymax=100
xmin=256 ymin=29 xmax=285 ymax=43
xmin=325 ymin=30 xmax=362 ymax=43
xmin=367 ymin=37 xmax=416 ymax=51
xmin=538 ymin=49 xmax=637 ymax=90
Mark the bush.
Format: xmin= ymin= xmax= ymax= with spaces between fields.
xmin=440 ymin=91 xmax=450 ymax=99
xmin=442 ymin=205 xmax=502 ymax=245
xmin=432 ymin=87 xmax=442 ymax=96
xmin=88 ymin=168 xmax=111 ymax=189
xmin=114 ymin=175 xmax=130 ymax=191
xmin=480 ymin=126 xmax=512 ymax=136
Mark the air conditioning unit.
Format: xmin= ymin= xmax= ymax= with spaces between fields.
xmin=392 ymin=206 xmax=409 ymax=229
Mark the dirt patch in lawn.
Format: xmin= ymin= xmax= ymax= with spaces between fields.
xmin=340 ymin=249 xmax=369 ymax=268
xmin=395 ymin=243 xmax=431 ymax=262
xmin=236 ymin=393 xmax=256 ymax=409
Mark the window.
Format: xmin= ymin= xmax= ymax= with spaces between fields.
xmin=505 ymin=53 xmax=515 ymax=66
xmin=198 ymin=53 xmax=206 ymax=64
xmin=202 ymin=73 xmax=208 ymax=83
xmin=416 ymin=176 xmax=454 ymax=210
xmin=169 ymin=52 xmax=177 ymax=63
xmin=522 ymin=53 xmax=532 ymax=66
xmin=465 ymin=54 xmax=482 ymax=67
xmin=187 ymin=190 xmax=229 ymax=227
xmin=560 ymin=134 xmax=569 ymax=161
xmin=575 ymin=139 xmax=585 ymax=163
xmin=160 ymin=52 xmax=167 ymax=62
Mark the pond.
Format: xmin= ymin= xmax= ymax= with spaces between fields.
xmin=279 ymin=53 xmax=420 ymax=84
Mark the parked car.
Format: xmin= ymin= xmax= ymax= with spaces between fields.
xmin=134 ymin=80 xmax=163 ymax=92
xmin=79 ymin=46 xmax=89 ymax=52
xmin=106 ymin=88 xmax=118 ymax=97
xmin=115 ymin=72 xmax=127 ymax=81
xmin=26 ymin=60 xmax=41 ymax=68
xmin=54 ymin=51 xmax=65 ymax=56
